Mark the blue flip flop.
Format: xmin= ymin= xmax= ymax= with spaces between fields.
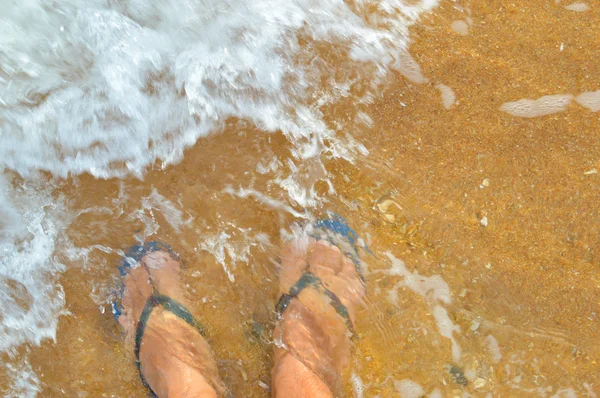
xmin=276 ymin=213 xmax=369 ymax=338
xmin=311 ymin=212 xmax=372 ymax=282
xmin=112 ymin=241 xmax=208 ymax=397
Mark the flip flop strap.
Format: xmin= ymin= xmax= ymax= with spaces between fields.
xmin=275 ymin=272 xmax=356 ymax=337
xmin=134 ymin=294 xmax=206 ymax=396
xmin=313 ymin=215 xmax=371 ymax=283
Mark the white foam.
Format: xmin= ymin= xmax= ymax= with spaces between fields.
xmin=428 ymin=388 xmax=443 ymax=398
xmin=451 ymin=20 xmax=469 ymax=35
xmin=386 ymin=253 xmax=452 ymax=304
xmin=5 ymin=356 xmax=41 ymax=398
xmin=385 ymin=253 xmax=461 ymax=361
xmin=351 ymin=372 xmax=365 ymax=398
xmin=583 ymin=382 xmax=598 ymax=398
xmin=0 ymin=0 xmax=438 ymax=181
xmin=198 ymin=232 xmax=237 ymax=282
xmin=141 ymin=188 xmax=188 ymax=232
xmin=500 ymin=94 xmax=573 ymax=118
xmin=256 ymin=157 xmax=283 ymax=175
xmin=223 ymin=186 xmax=307 ymax=218
xmin=552 ymin=388 xmax=578 ymax=398
xmin=125 ymin=204 xmax=160 ymax=243
xmin=0 ymin=177 xmax=68 ymax=352
xmin=484 ymin=335 xmax=502 ymax=363
xmin=436 ymin=84 xmax=457 ymax=109
xmin=576 ymin=90 xmax=600 ymax=112
xmin=387 ymin=286 xmax=400 ymax=306
xmin=396 ymin=51 xmax=429 ymax=84
xmin=564 ymin=2 xmax=589 ymax=11
xmin=433 ymin=304 xmax=461 ymax=361
xmin=394 ymin=379 xmax=425 ymax=398
xmin=197 ymin=226 xmax=271 ymax=282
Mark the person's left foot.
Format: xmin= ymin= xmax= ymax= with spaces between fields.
xmin=119 ymin=250 xmax=226 ymax=397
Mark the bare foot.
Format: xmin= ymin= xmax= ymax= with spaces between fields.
xmin=118 ymin=250 xmax=226 ymax=397
xmin=272 ymin=237 xmax=366 ymax=397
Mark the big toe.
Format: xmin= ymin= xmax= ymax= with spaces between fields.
xmin=118 ymin=250 xmax=184 ymax=339
xmin=140 ymin=251 xmax=185 ymax=301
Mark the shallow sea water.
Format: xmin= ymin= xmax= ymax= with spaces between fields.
xmin=1 ymin=0 xmax=600 ymax=397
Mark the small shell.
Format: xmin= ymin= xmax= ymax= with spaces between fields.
xmin=473 ymin=378 xmax=487 ymax=389
xmin=376 ymin=198 xmax=402 ymax=214
xmin=382 ymin=213 xmax=396 ymax=223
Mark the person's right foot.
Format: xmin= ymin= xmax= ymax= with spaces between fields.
xmin=272 ymin=237 xmax=366 ymax=397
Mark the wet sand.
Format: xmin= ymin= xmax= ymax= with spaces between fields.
xmin=2 ymin=0 xmax=599 ymax=396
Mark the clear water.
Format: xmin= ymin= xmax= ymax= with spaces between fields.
xmin=1 ymin=0 xmax=599 ymax=396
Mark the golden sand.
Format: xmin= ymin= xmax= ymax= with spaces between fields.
xmin=2 ymin=0 xmax=599 ymax=396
